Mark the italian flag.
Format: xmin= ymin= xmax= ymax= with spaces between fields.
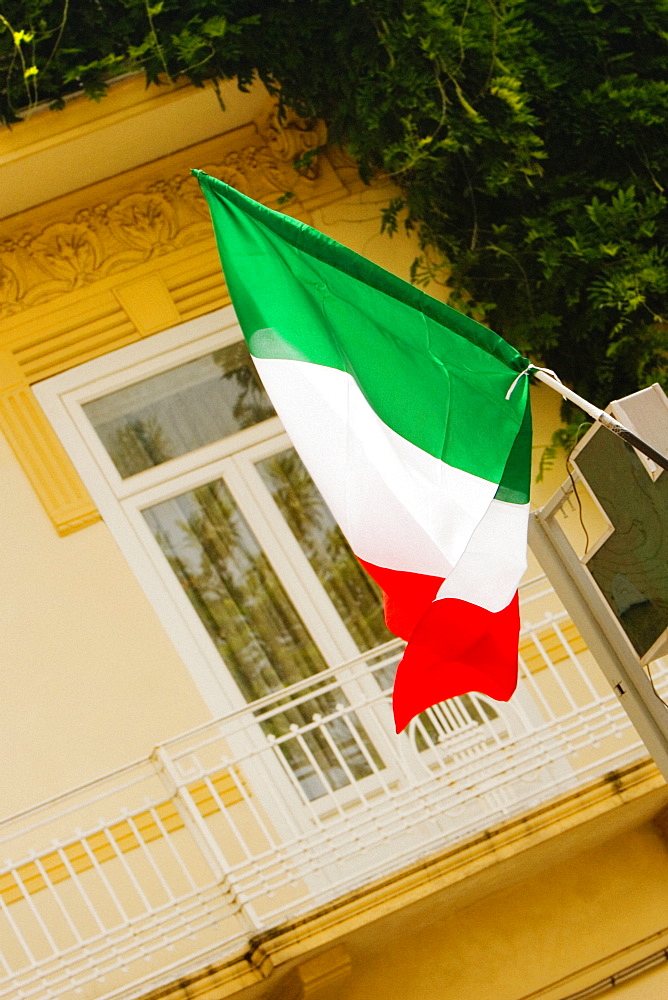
xmin=195 ymin=170 xmax=532 ymax=733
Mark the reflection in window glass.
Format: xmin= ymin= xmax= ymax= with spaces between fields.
xmin=143 ymin=477 xmax=324 ymax=698
xmin=143 ymin=477 xmax=378 ymax=798
xmin=257 ymin=448 xmax=393 ymax=651
xmin=84 ymin=342 xmax=275 ymax=477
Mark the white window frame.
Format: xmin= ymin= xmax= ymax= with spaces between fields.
xmin=35 ymin=307 xmax=354 ymax=713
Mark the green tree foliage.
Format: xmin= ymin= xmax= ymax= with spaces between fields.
xmin=2 ymin=0 xmax=667 ymax=402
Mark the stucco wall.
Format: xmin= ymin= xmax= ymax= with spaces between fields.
xmin=336 ymin=819 xmax=668 ymax=1000
xmin=0 ymin=425 xmax=210 ymax=814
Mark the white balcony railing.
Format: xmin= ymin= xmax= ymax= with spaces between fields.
xmin=1 ymin=577 xmax=665 ymax=1000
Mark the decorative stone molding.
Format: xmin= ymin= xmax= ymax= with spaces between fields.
xmin=0 ymin=104 xmax=330 ymax=321
xmin=113 ymin=274 xmax=181 ymax=337
xmin=0 ymin=87 xmax=380 ymax=540
xmin=268 ymin=946 xmax=352 ymax=1000
xmin=0 ymin=100 xmax=352 ymax=536
xmin=0 ymin=176 xmax=207 ymax=315
xmin=0 ymin=350 xmax=100 ymax=535
xmin=256 ymin=104 xmax=328 ymax=183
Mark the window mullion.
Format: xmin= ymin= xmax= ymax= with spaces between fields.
xmin=221 ymin=452 xmax=357 ymax=667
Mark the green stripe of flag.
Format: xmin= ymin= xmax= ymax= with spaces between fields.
xmin=195 ymin=170 xmax=532 ymax=502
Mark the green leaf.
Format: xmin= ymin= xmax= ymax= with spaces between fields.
xmin=202 ymin=16 xmax=227 ymax=38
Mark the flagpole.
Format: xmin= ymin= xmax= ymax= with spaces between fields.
xmin=532 ymin=368 xmax=668 ymax=473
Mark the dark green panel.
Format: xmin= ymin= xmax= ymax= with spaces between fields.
xmin=574 ymin=428 xmax=668 ymax=659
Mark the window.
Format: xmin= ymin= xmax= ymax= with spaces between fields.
xmin=35 ymin=306 xmax=395 ymax=801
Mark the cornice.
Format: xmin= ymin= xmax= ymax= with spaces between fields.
xmin=1 ymin=103 xmax=333 ymax=325
xmin=1 ymin=74 xmax=193 ymax=167
xmin=1 ymin=77 xmax=276 ymax=218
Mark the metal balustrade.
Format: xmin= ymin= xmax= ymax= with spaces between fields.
xmin=1 ymin=577 xmax=665 ymax=1000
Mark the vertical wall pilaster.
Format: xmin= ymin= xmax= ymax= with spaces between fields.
xmin=0 ymin=350 xmax=100 ymax=535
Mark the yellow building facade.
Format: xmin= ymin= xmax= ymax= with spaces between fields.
xmin=1 ymin=77 xmax=668 ymax=1000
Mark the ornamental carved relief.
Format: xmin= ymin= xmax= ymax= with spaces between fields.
xmin=0 ymin=260 xmax=21 ymax=313
xmin=106 ymin=193 xmax=178 ymax=255
xmin=1 ymin=105 xmax=331 ymax=318
xmin=31 ymin=223 xmax=103 ymax=286
xmin=256 ymin=104 xmax=327 ymax=184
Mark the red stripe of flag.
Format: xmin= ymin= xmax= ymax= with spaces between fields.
xmin=359 ymin=560 xmax=520 ymax=732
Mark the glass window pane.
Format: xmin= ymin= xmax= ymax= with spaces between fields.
xmin=142 ymin=476 xmax=380 ymax=799
xmin=142 ymin=477 xmax=324 ymax=699
xmin=256 ymin=448 xmax=393 ymax=651
xmin=84 ymin=342 xmax=275 ymax=477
